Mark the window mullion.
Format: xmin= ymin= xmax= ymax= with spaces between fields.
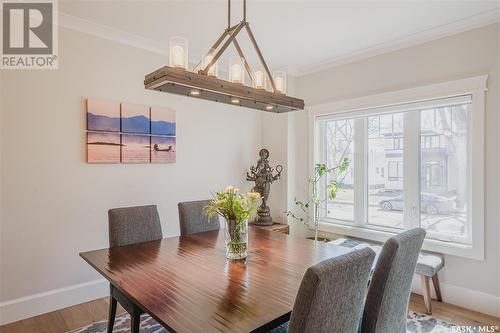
xmin=317 ymin=120 xmax=328 ymax=221
xmin=354 ymin=117 xmax=367 ymax=226
xmin=403 ymin=111 xmax=420 ymax=230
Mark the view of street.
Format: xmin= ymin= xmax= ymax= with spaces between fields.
xmin=326 ymin=188 xmax=466 ymax=236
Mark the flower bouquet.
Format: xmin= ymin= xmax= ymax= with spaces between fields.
xmin=204 ymin=186 xmax=261 ymax=260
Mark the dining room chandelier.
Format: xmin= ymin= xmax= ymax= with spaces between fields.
xmin=144 ymin=0 xmax=305 ymax=113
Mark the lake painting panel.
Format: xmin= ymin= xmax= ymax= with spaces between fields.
xmin=87 ymin=132 xmax=121 ymax=163
xmin=151 ymin=136 xmax=176 ymax=163
xmin=151 ymin=106 xmax=176 ymax=136
xmin=121 ymin=103 xmax=150 ymax=134
xmin=87 ymin=99 xmax=120 ymax=132
xmin=122 ymin=134 xmax=151 ymax=163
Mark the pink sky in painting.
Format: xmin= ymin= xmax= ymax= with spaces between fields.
xmin=151 ymin=106 xmax=175 ymax=123
xmin=87 ymin=99 xmax=120 ymax=118
xmin=122 ymin=103 xmax=149 ymax=119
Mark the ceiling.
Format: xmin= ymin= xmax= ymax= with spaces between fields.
xmin=59 ymin=0 xmax=500 ymax=75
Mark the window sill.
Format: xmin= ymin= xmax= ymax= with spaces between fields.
xmin=318 ymin=221 xmax=484 ymax=260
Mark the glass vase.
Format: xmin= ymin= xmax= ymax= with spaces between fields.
xmin=224 ymin=219 xmax=248 ymax=260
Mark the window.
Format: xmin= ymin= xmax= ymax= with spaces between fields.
xmin=420 ymin=105 xmax=468 ymax=238
xmin=325 ymin=119 xmax=355 ymax=222
xmin=368 ymin=113 xmax=404 ymax=228
xmin=387 ymin=161 xmax=403 ymax=181
xmin=310 ymin=76 xmax=487 ymax=260
xmin=317 ymin=99 xmax=470 ymax=241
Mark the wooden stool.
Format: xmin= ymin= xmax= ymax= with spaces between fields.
xmin=416 ymin=253 xmax=444 ymax=314
xmin=329 ymin=238 xmax=445 ymax=315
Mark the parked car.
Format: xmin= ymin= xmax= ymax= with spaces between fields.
xmin=373 ymin=189 xmax=403 ymax=197
xmin=379 ymin=193 xmax=456 ymax=215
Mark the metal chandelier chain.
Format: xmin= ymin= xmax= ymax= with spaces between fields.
xmin=201 ymin=0 xmax=277 ymax=91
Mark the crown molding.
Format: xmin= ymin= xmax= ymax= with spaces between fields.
xmin=59 ymin=12 xmax=168 ymax=55
xmin=59 ymin=8 xmax=500 ymax=77
xmin=297 ymin=8 xmax=500 ymax=77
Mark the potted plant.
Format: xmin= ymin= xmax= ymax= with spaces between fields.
xmin=286 ymin=158 xmax=350 ymax=242
xmin=204 ymin=186 xmax=261 ymax=260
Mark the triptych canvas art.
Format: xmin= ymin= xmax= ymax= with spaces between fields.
xmin=86 ymin=99 xmax=176 ymax=164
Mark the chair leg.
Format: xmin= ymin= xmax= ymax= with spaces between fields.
xmin=131 ymin=311 xmax=141 ymax=333
xmin=421 ymin=275 xmax=432 ymax=315
xmin=107 ymin=296 xmax=117 ymax=333
xmin=432 ymin=274 xmax=443 ymax=302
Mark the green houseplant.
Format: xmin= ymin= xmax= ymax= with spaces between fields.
xmin=287 ymin=158 xmax=350 ymax=242
xmin=204 ymin=186 xmax=261 ymax=260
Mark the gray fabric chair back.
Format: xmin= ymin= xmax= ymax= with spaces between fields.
xmin=287 ymin=247 xmax=376 ymax=333
xmin=108 ymin=205 xmax=163 ymax=248
xmin=361 ymin=228 xmax=426 ymax=333
xmin=178 ymin=200 xmax=220 ymax=236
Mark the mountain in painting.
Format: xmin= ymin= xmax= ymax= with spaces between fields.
xmin=87 ymin=113 xmax=120 ymax=132
xmin=151 ymin=120 xmax=176 ymax=136
xmin=122 ymin=115 xmax=150 ymax=134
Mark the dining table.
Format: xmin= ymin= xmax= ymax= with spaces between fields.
xmin=80 ymin=226 xmax=352 ymax=333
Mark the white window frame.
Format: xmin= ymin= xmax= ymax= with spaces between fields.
xmin=308 ymin=75 xmax=487 ymax=260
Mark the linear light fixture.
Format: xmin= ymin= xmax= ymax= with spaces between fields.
xmin=144 ymin=0 xmax=305 ymax=113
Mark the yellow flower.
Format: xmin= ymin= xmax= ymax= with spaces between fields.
xmin=224 ymin=185 xmax=234 ymax=192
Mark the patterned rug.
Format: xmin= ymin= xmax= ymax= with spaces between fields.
xmin=69 ymin=311 xmax=458 ymax=333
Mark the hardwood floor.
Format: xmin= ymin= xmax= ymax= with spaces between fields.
xmin=1 ymin=294 xmax=499 ymax=333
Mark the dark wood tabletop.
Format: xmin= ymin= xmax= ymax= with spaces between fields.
xmin=80 ymin=226 xmax=352 ymax=333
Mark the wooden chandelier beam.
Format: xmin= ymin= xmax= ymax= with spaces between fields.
xmin=244 ymin=24 xmax=277 ymax=92
xmin=144 ymin=66 xmax=304 ymax=113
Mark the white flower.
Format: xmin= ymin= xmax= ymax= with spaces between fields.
xmin=248 ymin=192 xmax=261 ymax=200
xmin=224 ymin=185 xmax=235 ymax=192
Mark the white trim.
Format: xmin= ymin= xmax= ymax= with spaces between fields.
xmin=411 ymin=277 xmax=500 ymax=318
xmin=298 ymin=9 xmax=500 ymax=76
xmin=308 ymin=76 xmax=488 ymax=260
xmin=0 ymin=279 xmax=108 ymax=325
xmin=59 ymin=13 xmax=168 ymax=55
xmin=319 ymin=222 xmax=480 ymax=260
xmin=308 ymin=75 xmax=488 ymax=117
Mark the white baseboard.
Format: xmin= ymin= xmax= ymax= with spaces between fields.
xmin=0 ymin=279 xmax=109 ymax=325
xmin=1 ymin=277 xmax=498 ymax=325
xmin=411 ymin=277 xmax=500 ymax=317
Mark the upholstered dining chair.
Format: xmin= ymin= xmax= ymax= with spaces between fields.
xmin=178 ymin=200 xmax=220 ymax=236
xmin=360 ymin=228 xmax=426 ymax=333
xmin=271 ymin=247 xmax=376 ymax=333
xmin=107 ymin=205 xmax=163 ymax=333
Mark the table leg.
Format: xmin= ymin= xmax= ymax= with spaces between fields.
xmin=131 ymin=312 xmax=140 ymax=333
xmin=107 ymin=295 xmax=117 ymax=333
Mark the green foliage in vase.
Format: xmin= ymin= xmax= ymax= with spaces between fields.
xmin=286 ymin=158 xmax=350 ymax=240
xmin=204 ymin=186 xmax=262 ymax=223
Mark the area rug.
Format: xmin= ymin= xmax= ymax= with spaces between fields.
xmin=69 ymin=311 xmax=459 ymax=333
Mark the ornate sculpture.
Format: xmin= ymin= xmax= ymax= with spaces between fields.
xmin=246 ymin=149 xmax=283 ymax=225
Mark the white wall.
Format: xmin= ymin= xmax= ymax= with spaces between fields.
xmin=0 ymin=28 xmax=263 ymax=323
xmin=292 ymin=23 xmax=500 ymax=315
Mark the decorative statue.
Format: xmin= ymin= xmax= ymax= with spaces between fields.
xmin=246 ymin=149 xmax=283 ymax=225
